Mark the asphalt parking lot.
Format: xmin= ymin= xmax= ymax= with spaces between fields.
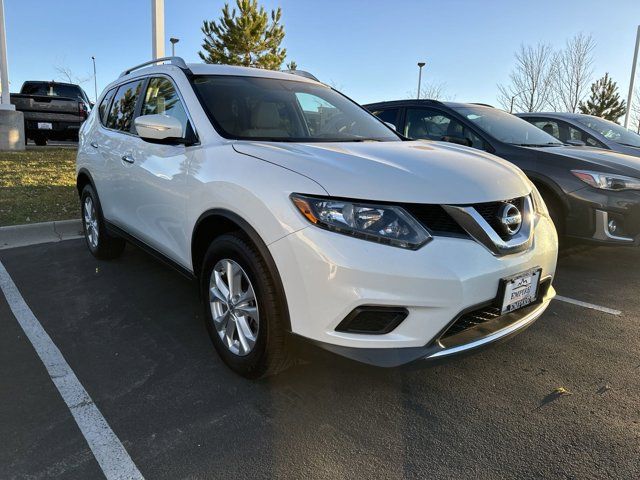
xmin=1 ymin=239 xmax=639 ymax=479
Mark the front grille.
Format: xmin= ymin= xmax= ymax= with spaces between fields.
xmin=405 ymin=204 xmax=468 ymax=236
xmin=405 ymin=197 xmax=527 ymax=240
xmin=441 ymin=306 xmax=501 ymax=338
xmin=473 ymin=197 xmax=525 ymax=241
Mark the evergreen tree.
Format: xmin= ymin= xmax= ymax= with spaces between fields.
xmin=198 ymin=0 xmax=287 ymax=70
xmin=578 ymin=73 xmax=627 ymax=122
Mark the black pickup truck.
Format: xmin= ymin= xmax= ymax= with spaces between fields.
xmin=10 ymin=81 xmax=92 ymax=145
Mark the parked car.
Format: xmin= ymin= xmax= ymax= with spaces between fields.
xmin=11 ymin=81 xmax=92 ymax=145
xmin=77 ymin=58 xmax=557 ymax=378
xmin=517 ymin=112 xmax=640 ymax=157
xmin=366 ymin=100 xmax=640 ymax=246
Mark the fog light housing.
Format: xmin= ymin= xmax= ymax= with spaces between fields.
xmin=608 ymin=219 xmax=618 ymax=234
xmin=336 ymin=307 xmax=408 ymax=334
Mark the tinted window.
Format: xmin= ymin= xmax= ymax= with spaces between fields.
xmin=98 ymin=88 xmax=116 ymax=125
xmin=530 ymin=119 xmax=561 ymax=140
xmin=405 ymin=108 xmax=484 ymax=149
xmin=191 ymin=75 xmax=400 ymax=142
xmin=371 ymin=108 xmax=400 ymax=130
xmin=106 ymin=80 xmax=144 ymax=132
xmin=452 ymin=106 xmax=562 ymax=146
xmin=574 ymin=115 xmax=640 ymax=148
xmin=21 ymin=82 xmax=86 ymax=101
xmin=141 ymin=77 xmax=188 ymax=134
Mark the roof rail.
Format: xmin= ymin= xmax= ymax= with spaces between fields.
xmin=282 ymin=69 xmax=320 ymax=82
xmin=471 ymin=103 xmax=494 ymax=108
xmin=120 ymin=57 xmax=190 ymax=78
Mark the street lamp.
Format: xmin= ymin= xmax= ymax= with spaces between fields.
xmin=416 ymin=62 xmax=426 ymax=100
xmin=170 ymin=37 xmax=180 ymax=57
xmin=91 ymin=56 xmax=97 ymax=104
xmin=509 ymin=89 xmax=531 ymax=113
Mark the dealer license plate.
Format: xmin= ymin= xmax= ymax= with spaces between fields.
xmin=37 ymin=122 xmax=52 ymax=130
xmin=501 ymin=268 xmax=541 ymax=314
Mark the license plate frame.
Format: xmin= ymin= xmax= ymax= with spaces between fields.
xmin=499 ymin=268 xmax=542 ymax=314
xmin=37 ymin=122 xmax=53 ymax=130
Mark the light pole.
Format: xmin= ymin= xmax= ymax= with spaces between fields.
xmin=509 ymin=89 xmax=531 ymax=113
xmin=91 ymin=56 xmax=97 ymax=104
xmin=151 ymin=0 xmax=165 ymax=59
xmin=170 ymin=37 xmax=179 ymax=57
xmin=416 ymin=62 xmax=426 ymax=100
xmin=624 ymin=25 xmax=640 ymax=129
xmin=0 ymin=0 xmax=12 ymax=109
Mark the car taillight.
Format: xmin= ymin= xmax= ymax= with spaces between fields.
xmin=78 ymin=102 xmax=88 ymax=121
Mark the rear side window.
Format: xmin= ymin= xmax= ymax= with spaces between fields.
xmin=98 ymin=88 xmax=116 ymax=125
xmin=106 ymin=80 xmax=144 ymax=132
xmin=141 ymin=77 xmax=188 ymax=134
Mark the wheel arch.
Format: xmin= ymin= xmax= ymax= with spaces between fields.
xmin=76 ymin=168 xmax=96 ymax=196
xmin=191 ymin=209 xmax=292 ymax=332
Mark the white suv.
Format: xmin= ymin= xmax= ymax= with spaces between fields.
xmin=76 ymin=58 xmax=558 ymax=378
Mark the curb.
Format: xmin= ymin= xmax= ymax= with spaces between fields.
xmin=0 ymin=219 xmax=83 ymax=250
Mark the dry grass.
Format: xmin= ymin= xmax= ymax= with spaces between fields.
xmin=0 ymin=148 xmax=79 ymax=226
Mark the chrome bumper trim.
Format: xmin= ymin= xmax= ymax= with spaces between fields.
xmin=425 ymin=286 xmax=555 ymax=360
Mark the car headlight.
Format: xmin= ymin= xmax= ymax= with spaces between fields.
xmin=290 ymin=194 xmax=431 ymax=249
xmin=571 ymin=170 xmax=640 ymax=191
xmin=529 ymin=183 xmax=550 ymax=217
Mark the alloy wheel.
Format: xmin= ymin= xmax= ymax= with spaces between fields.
xmin=83 ymin=196 xmax=99 ymax=249
xmin=209 ymin=259 xmax=260 ymax=356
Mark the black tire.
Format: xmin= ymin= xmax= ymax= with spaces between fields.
xmin=33 ymin=136 xmax=47 ymax=146
xmin=80 ymin=185 xmax=126 ymax=259
xmin=200 ymin=233 xmax=291 ymax=379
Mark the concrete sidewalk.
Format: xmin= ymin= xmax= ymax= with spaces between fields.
xmin=0 ymin=220 xmax=83 ymax=250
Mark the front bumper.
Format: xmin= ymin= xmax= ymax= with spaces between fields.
xmin=269 ymin=214 xmax=558 ymax=364
xmin=565 ymin=186 xmax=640 ymax=245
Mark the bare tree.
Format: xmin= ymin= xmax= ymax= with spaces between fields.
xmin=54 ymin=63 xmax=90 ymax=85
xmin=497 ymin=42 xmax=555 ymax=112
xmin=631 ymin=88 xmax=640 ymax=134
xmin=408 ymin=81 xmax=455 ymax=100
xmin=550 ymin=33 xmax=596 ymax=112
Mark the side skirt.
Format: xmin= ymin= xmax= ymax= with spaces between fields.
xmin=104 ymin=221 xmax=196 ymax=282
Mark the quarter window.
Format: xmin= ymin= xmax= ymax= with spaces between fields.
xmin=98 ymin=88 xmax=116 ymax=125
xmin=141 ymin=77 xmax=189 ymax=134
xmin=106 ymin=79 xmax=144 ymax=133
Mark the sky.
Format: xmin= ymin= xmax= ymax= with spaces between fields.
xmin=5 ymin=0 xmax=640 ymax=107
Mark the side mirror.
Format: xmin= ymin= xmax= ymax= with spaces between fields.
xmin=135 ymin=114 xmax=184 ymax=143
xmin=565 ymin=139 xmax=586 ymax=147
xmin=442 ymin=135 xmax=472 ymax=147
xmin=384 ymin=121 xmax=397 ymax=131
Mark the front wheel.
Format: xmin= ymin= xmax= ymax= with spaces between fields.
xmin=201 ymin=233 xmax=291 ymax=378
xmin=80 ymin=185 xmax=125 ymax=259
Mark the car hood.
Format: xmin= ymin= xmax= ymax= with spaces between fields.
xmin=233 ymin=140 xmax=531 ymax=204
xmin=532 ymin=145 xmax=640 ymax=175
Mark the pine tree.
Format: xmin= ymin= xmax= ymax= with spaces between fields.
xmin=578 ymin=73 xmax=627 ymax=122
xmin=198 ymin=0 xmax=287 ymax=70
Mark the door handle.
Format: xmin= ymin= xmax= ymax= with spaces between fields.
xmin=90 ymin=142 xmax=99 ymax=149
xmin=121 ymin=154 xmax=135 ymax=164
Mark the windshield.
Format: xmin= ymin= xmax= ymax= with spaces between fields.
xmin=191 ymin=75 xmax=400 ymax=142
xmin=21 ymin=82 xmax=87 ymax=102
xmin=451 ymin=105 xmax=563 ymax=146
xmin=574 ymin=115 xmax=640 ymax=148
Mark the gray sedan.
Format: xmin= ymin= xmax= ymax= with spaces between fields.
xmin=517 ymin=112 xmax=640 ymax=157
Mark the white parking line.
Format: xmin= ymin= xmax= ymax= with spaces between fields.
xmin=554 ymin=295 xmax=622 ymax=316
xmin=0 ymin=261 xmax=144 ymax=480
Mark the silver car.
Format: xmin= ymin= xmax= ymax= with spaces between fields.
xmin=518 ymin=112 xmax=640 ymax=158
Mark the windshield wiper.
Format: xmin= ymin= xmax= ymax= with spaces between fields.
xmin=616 ymin=142 xmax=640 ymax=148
xmin=512 ymin=142 xmax=562 ymax=147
